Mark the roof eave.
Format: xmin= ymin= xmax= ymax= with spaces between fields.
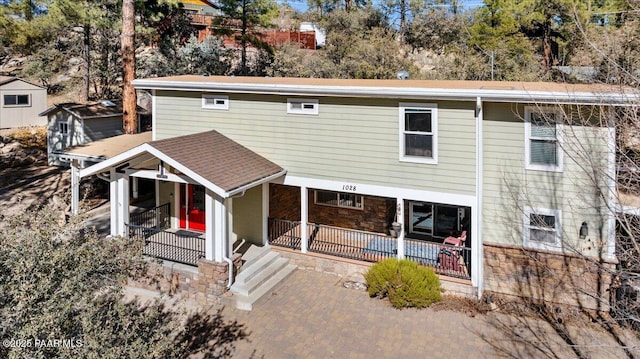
xmin=132 ymin=79 xmax=638 ymax=105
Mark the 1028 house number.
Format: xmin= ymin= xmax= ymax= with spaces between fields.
xmin=342 ymin=184 xmax=357 ymax=191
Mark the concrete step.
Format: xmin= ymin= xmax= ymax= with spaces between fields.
xmin=234 ymin=264 xmax=297 ymax=311
xmin=231 ymin=256 xmax=290 ymax=297
xmin=240 ymin=244 xmax=270 ymax=266
xmin=235 ymin=251 xmax=281 ymax=285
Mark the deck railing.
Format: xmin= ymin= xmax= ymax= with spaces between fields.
xmin=268 ymin=218 xmax=471 ymax=280
xmin=129 ymin=203 xmax=171 ymax=229
xmin=127 ymin=224 xmax=205 ymax=266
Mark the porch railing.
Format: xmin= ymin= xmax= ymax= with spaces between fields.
xmin=268 ymin=218 xmax=471 ymax=280
xmin=130 ymin=202 xmax=171 ymax=229
xmin=127 ymin=224 xmax=205 ymax=266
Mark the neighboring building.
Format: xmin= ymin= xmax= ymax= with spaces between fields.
xmin=75 ymin=76 xmax=630 ymax=310
xmin=42 ymin=100 xmax=149 ymax=166
xmin=0 ymin=76 xmax=47 ymax=129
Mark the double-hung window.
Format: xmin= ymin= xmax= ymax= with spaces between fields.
xmin=400 ymin=103 xmax=437 ymax=164
xmin=523 ymin=207 xmax=562 ymax=250
xmin=525 ymin=106 xmax=563 ymax=172
xmin=3 ymin=94 xmax=30 ymax=107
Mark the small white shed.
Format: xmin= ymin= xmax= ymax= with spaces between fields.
xmin=0 ymin=76 xmax=47 ymax=128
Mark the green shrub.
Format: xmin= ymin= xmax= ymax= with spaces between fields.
xmin=365 ymin=258 xmax=442 ymax=309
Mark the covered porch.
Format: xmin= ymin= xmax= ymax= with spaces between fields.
xmin=76 ymin=130 xmax=287 ymax=276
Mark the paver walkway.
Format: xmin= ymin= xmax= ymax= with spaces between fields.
xmin=221 ymin=270 xmax=494 ymax=359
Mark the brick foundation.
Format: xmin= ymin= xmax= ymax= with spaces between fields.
xmin=483 ymin=243 xmax=616 ymax=310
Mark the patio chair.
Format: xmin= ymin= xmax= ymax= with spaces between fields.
xmin=443 ymin=230 xmax=467 ymax=247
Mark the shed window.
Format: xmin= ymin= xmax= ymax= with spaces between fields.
xmin=3 ymin=94 xmax=30 ymax=107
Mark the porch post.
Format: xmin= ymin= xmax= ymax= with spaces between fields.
xmin=396 ymin=197 xmax=405 ymax=259
xmin=70 ymin=159 xmax=80 ymax=215
xmin=213 ymin=197 xmax=225 ymax=262
xmin=132 ymin=177 xmax=139 ymax=200
xmin=262 ymin=183 xmax=269 ymax=245
xmin=205 ymin=189 xmax=214 ymax=261
xmin=227 ymin=198 xmax=234 ymax=254
xmin=109 ymin=169 xmax=118 ymax=237
xmin=300 ymin=186 xmax=308 ymax=253
xmin=116 ymin=173 xmax=129 ymax=237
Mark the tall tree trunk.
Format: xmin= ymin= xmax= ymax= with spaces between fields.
xmin=240 ymin=0 xmax=247 ymax=75
xmin=81 ymin=21 xmax=90 ymax=102
xmin=122 ymin=0 xmax=137 ymax=134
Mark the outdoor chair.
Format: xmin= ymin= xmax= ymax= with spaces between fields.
xmin=443 ymin=230 xmax=467 ymax=247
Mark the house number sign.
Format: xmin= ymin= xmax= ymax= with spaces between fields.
xmin=341 ymin=184 xmax=357 ymax=192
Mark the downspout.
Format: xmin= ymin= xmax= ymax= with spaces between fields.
xmin=475 ymin=96 xmax=484 ymax=298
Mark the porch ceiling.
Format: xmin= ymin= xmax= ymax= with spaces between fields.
xmin=79 ymin=130 xmax=286 ymax=198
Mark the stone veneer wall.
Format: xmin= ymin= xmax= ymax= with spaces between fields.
xmin=128 ymin=255 xmax=242 ymax=307
xmin=483 ymin=243 xmax=615 ymax=310
xmin=269 ymin=184 xmax=395 ymax=234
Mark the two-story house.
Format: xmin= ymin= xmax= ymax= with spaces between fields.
xmin=76 ymin=76 xmax=629 ymax=310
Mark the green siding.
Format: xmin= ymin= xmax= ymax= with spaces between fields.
xmin=155 ymin=91 xmax=477 ymax=195
xmin=232 ymin=185 xmax=263 ymax=246
xmin=482 ymin=103 xmax=611 ymax=256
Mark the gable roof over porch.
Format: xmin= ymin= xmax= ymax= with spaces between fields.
xmin=79 ymin=130 xmax=286 ymax=198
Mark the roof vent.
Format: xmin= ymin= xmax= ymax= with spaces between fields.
xmin=100 ymin=100 xmax=116 ymax=107
xmin=397 ymin=70 xmax=409 ymax=80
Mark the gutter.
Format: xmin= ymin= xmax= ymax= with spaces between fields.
xmin=132 ymin=79 xmax=640 ymax=105
xmin=225 ymin=170 xmax=287 ymax=197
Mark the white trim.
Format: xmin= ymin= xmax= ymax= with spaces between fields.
xmin=287 ymin=98 xmax=318 ymax=115
xmin=110 ymin=169 xmax=118 ymax=237
xmin=399 ymin=102 xmax=438 ymax=164
xmin=283 ymin=175 xmax=476 ymax=207
xmin=524 ymin=106 xmax=564 ymax=172
xmin=202 ymin=94 xmax=229 ymax=110
xmin=126 ymin=169 xmax=195 ymax=184
xmin=132 ymin=79 xmax=638 ymax=105
xmin=474 ymin=96 xmax=483 ymax=297
xmin=205 ymin=190 xmax=214 ymax=261
xmin=396 ymin=197 xmax=405 ymax=259
xmin=151 ymin=89 xmax=157 ymax=141
xmin=523 ymin=207 xmax=563 ymax=251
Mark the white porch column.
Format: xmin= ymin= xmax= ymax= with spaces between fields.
xmin=132 ymin=177 xmax=139 ymax=200
xmin=213 ymin=197 xmax=226 ymax=262
xmin=109 ymin=169 xmax=118 ymax=237
xmin=205 ymin=189 xmax=215 ymax=261
xmin=396 ymin=197 xmax=405 ymax=259
xmin=116 ymin=173 xmax=129 ymax=237
xmin=262 ymin=183 xmax=269 ymax=246
xmin=70 ymin=159 xmax=80 ymax=215
xmin=227 ymin=198 xmax=234 ymax=254
xmin=300 ymin=186 xmax=308 ymax=253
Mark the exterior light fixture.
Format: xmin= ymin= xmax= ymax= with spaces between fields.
xmin=579 ymin=222 xmax=589 ymax=239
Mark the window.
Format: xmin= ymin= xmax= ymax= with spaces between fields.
xmin=59 ymin=122 xmax=69 ymax=135
xmin=287 ymin=98 xmax=318 ymax=115
xmin=202 ymin=94 xmax=229 ymax=110
xmin=523 ymin=207 xmax=562 ymax=250
xmin=408 ymin=201 xmax=468 ymax=238
xmin=525 ymin=106 xmax=563 ymax=172
xmin=400 ymin=103 xmax=437 ymax=164
xmin=3 ymin=94 xmax=30 ymax=107
xmin=314 ymin=190 xmax=363 ymax=210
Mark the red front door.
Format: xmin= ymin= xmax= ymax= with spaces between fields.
xmin=179 ymin=184 xmax=206 ymax=232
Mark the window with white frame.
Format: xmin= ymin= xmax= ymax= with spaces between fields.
xmin=59 ymin=122 xmax=69 ymax=135
xmin=525 ymin=106 xmax=563 ymax=171
xmin=3 ymin=94 xmax=30 ymax=107
xmin=202 ymin=94 xmax=229 ymax=110
xmin=523 ymin=207 xmax=562 ymax=250
xmin=399 ymin=103 xmax=437 ymax=163
xmin=287 ymin=98 xmax=318 ymax=115
xmin=314 ymin=190 xmax=363 ymax=210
